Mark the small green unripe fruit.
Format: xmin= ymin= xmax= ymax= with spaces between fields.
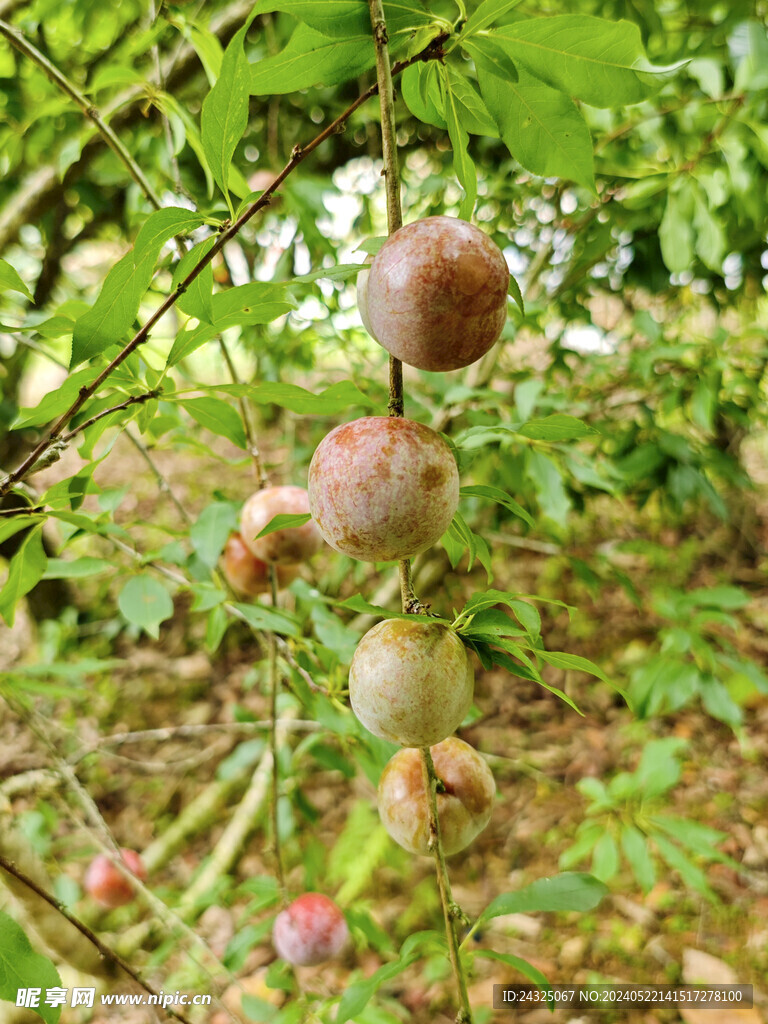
xmin=364 ymin=216 xmax=509 ymax=372
xmin=349 ymin=618 xmax=473 ymax=747
xmin=378 ymin=738 xmax=495 ymax=856
xmin=307 ymin=416 xmax=459 ymax=563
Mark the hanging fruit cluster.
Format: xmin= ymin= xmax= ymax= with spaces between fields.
xmin=310 ymin=215 xmax=509 ymax=860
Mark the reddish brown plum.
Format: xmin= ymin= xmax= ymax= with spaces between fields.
xmin=307 ymin=417 xmax=459 ymax=562
xmin=349 ymin=619 xmax=473 ymax=747
xmin=272 ymin=893 xmax=349 ymax=966
xmin=84 ymin=849 xmax=146 ymax=908
xmin=240 ymin=486 xmax=322 ymax=565
xmin=222 ymin=533 xmax=298 ymax=596
xmin=365 ymin=216 xmax=509 ymax=372
xmin=378 ymin=738 xmax=495 ymax=856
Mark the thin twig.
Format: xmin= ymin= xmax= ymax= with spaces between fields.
xmin=59 ymin=390 xmax=160 ymax=443
xmin=421 ymin=747 xmax=473 ymax=1024
xmin=0 ymin=853 xmax=196 ymax=1024
xmin=269 ymin=564 xmax=286 ymax=902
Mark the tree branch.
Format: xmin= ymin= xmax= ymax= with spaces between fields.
xmin=0 ymin=31 xmax=449 ymax=500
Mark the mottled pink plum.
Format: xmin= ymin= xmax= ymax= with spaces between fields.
xmin=84 ymin=849 xmax=146 ymax=908
xmin=272 ymin=893 xmax=349 ymax=966
xmin=307 ymin=416 xmax=459 ymax=562
xmin=349 ymin=619 xmax=473 ymax=747
xmin=240 ymin=486 xmax=322 ymax=565
xmin=365 ymin=216 xmax=510 ymax=372
xmin=222 ymin=533 xmax=299 ymax=596
xmin=378 ymin=738 xmax=495 ymax=856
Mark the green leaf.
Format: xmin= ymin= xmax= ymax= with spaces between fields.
xmin=336 ymin=934 xmax=423 ymax=1020
xmin=445 ymin=65 xmax=499 ymax=137
xmin=691 ymin=182 xmax=726 ymax=272
xmin=253 ymin=512 xmax=311 ymax=541
xmin=71 ymin=208 xmax=203 ymax=367
xmin=478 ymin=64 xmax=595 ymax=191
xmin=508 ymin=273 xmax=524 ymax=314
xmin=517 ymin=414 xmax=598 ymax=441
xmin=173 ymin=380 xmax=373 ymax=415
xmin=0 ymin=258 xmax=33 ymax=300
xmin=42 ymin=557 xmax=114 ymax=579
xmin=440 ymin=68 xmax=478 ymax=220
xmin=190 ymin=502 xmax=238 ymax=569
xmin=0 ymin=911 xmax=62 ymax=1024
xmin=288 ymin=263 xmax=365 ymax=283
xmin=649 ymin=816 xmax=736 ymax=867
xmin=172 ymin=236 xmax=216 ymax=323
xmin=118 ymin=576 xmax=175 ymax=639
xmin=621 ymin=824 xmax=656 ymax=892
xmin=491 ymin=15 xmax=673 ymax=107
xmin=180 ymin=397 xmax=247 ymax=449
xmin=653 ymin=835 xmax=715 ymax=900
xmin=559 ymin=824 xmax=603 ymax=869
xmin=0 ymin=525 xmax=47 ymax=627
xmin=167 ymin=284 xmax=294 ymax=365
xmin=401 ymin=62 xmax=446 ymax=129
xmin=231 ymin=601 xmax=302 ymax=638
xmin=473 ymin=949 xmax=550 ymax=989
xmin=659 ymin=182 xmax=695 ymax=273
xmin=201 ymin=25 xmax=251 ymax=206
xmin=535 ymin=649 xmax=612 ymax=686
xmin=461 ymin=0 xmax=525 ymax=38
xmin=477 ymin=873 xmax=608 ymax=925
xmin=591 ymin=832 xmax=620 ymax=882
xmin=463 ymin=37 xmax=519 ymax=84
xmin=250 ymin=24 xmax=377 ymax=94
xmin=256 ymin=0 xmax=432 ymax=39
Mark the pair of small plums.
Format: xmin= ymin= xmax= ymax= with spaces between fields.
xmin=233 ymin=217 xmax=507 ymax=966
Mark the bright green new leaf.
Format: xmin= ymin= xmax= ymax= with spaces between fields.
xmin=0 ymin=258 xmax=33 ymax=300
xmin=0 ymin=912 xmax=62 ymax=1024
xmin=201 ymin=24 xmax=251 ymax=206
xmin=117 ymin=576 xmax=175 ymax=639
xmin=477 ymin=873 xmax=608 ymax=924
xmin=478 ymin=65 xmax=595 ymax=190
xmin=0 ymin=525 xmax=47 ymax=627
xmin=491 ymin=15 xmax=677 ymax=107
xmin=180 ymin=397 xmax=247 ymax=449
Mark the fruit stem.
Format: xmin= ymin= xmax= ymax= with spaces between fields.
xmin=269 ymin=564 xmax=287 ymax=903
xmin=421 ymin=746 xmax=474 ymax=1024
